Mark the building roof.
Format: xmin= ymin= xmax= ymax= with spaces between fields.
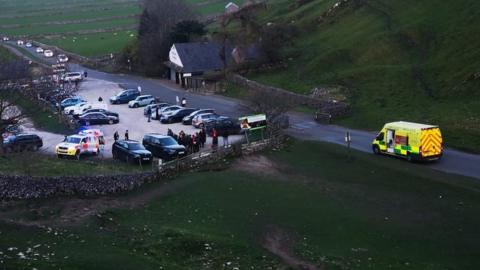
xmin=169 ymin=42 xmax=228 ymax=73
xmin=386 ymin=121 xmax=438 ymax=130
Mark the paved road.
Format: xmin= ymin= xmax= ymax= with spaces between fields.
xmin=4 ymin=41 xmax=480 ymax=180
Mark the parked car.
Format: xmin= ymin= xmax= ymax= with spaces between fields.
xmin=152 ymin=105 xmax=182 ymax=120
xmin=35 ymin=47 xmax=44 ymax=53
xmin=144 ymin=103 xmax=170 ymax=116
xmin=160 ymin=108 xmax=197 ymax=124
xmin=142 ymin=134 xmax=186 ymax=161
xmin=61 ymin=72 xmax=83 ymax=82
xmin=182 ymin=109 xmax=215 ymax=125
xmin=55 ymin=134 xmax=100 ymax=159
xmin=25 ymin=42 xmax=32 ymax=48
xmin=59 ymin=96 xmax=85 ymax=110
xmin=76 ymin=108 xmax=119 ymax=119
xmin=57 ymin=54 xmax=68 ymax=63
xmin=63 ymin=102 xmax=91 ymax=115
xmin=43 ymin=50 xmax=54 ymax=57
xmin=112 ymin=140 xmax=152 ymax=164
xmin=192 ymin=113 xmax=220 ymax=128
xmin=17 ymin=40 xmax=24 ymax=46
xmin=78 ymin=112 xmax=119 ymax=125
xmin=128 ymin=95 xmax=155 ymax=108
xmin=205 ymin=117 xmax=242 ymax=136
xmin=2 ymin=134 xmax=43 ymax=152
xmin=109 ymin=89 xmax=140 ymax=104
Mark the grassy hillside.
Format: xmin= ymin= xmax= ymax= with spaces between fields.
xmin=249 ymin=0 xmax=480 ymax=152
xmin=1 ymin=140 xmax=479 ymax=269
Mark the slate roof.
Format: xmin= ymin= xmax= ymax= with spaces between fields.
xmin=171 ymin=42 xmax=229 ymax=73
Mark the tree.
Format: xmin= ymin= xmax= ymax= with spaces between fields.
xmin=0 ymin=60 xmax=30 ymax=81
xmin=137 ymin=0 xmax=196 ymax=76
xmin=169 ymin=20 xmax=206 ymax=43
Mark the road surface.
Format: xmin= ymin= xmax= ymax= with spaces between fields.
xmin=3 ymin=41 xmax=480 ymax=180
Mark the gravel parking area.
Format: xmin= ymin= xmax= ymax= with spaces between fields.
xmin=24 ymin=78 xmax=243 ymax=158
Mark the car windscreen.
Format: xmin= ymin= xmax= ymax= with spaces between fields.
xmin=159 ymin=137 xmax=177 ymax=146
xmin=65 ymin=137 xmax=81 ymax=144
xmin=127 ymin=142 xmax=145 ymax=150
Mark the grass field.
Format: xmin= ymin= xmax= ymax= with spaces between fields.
xmin=0 ymin=45 xmax=16 ymax=63
xmin=1 ymin=140 xmax=479 ymax=269
xmin=245 ymin=0 xmax=480 ymax=152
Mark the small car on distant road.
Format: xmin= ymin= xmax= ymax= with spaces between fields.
xmin=109 ymin=89 xmax=140 ymax=104
xmin=142 ymin=134 xmax=186 ymax=161
xmin=57 ymin=54 xmax=69 ymax=63
xmin=25 ymin=42 xmax=32 ymax=48
xmin=112 ymin=140 xmax=152 ymax=164
xmin=43 ymin=49 xmax=54 ymax=57
xmin=128 ymin=95 xmax=155 ymax=108
xmin=61 ymin=72 xmax=83 ymax=82
xmin=16 ymin=40 xmax=24 ymax=46
xmin=35 ymin=47 xmax=44 ymax=53
xmin=2 ymin=36 xmax=9 ymax=42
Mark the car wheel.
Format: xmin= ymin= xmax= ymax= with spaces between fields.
xmin=372 ymin=145 xmax=380 ymax=155
xmin=150 ymin=100 xmax=155 ymax=104
xmin=31 ymin=145 xmax=38 ymax=151
xmin=134 ymin=103 xmax=139 ymax=108
xmin=199 ymin=123 xmax=204 ymax=128
xmin=57 ymin=154 xmax=62 ymax=159
xmin=406 ymin=153 xmax=414 ymax=162
xmin=109 ymin=119 xmax=114 ymax=125
xmin=69 ymin=110 xmax=73 ymax=115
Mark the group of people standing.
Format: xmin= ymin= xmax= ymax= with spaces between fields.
xmin=168 ymin=128 xmax=206 ymax=153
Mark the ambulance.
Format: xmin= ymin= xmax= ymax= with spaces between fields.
xmin=372 ymin=121 xmax=443 ymax=162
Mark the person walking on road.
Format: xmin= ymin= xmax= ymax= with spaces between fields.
xmin=147 ymin=106 xmax=152 ymax=122
xmin=98 ymin=96 xmax=103 ymax=102
xmin=125 ymin=130 xmax=129 ymax=140
xmin=181 ymin=97 xmax=187 ymax=107
xmin=199 ymin=128 xmax=206 ymax=148
xmin=113 ymin=131 xmax=119 ymax=142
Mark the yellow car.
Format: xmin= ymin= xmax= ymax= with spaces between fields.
xmin=55 ymin=134 xmax=100 ymax=159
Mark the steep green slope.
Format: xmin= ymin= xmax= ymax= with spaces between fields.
xmin=252 ymin=0 xmax=480 ymax=151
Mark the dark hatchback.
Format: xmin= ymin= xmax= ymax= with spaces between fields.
xmin=205 ymin=117 xmax=242 ymax=136
xmin=160 ymin=108 xmax=197 ymax=124
xmin=142 ymin=134 xmax=186 ymax=161
xmin=112 ymin=140 xmax=153 ymax=164
xmin=182 ymin=108 xmax=215 ymax=125
xmin=78 ymin=112 xmax=119 ymax=125
xmin=2 ymin=133 xmax=43 ymax=152
xmin=109 ymin=89 xmax=140 ymax=104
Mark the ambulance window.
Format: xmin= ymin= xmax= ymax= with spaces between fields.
xmin=376 ymin=132 xmax=384 ymax=141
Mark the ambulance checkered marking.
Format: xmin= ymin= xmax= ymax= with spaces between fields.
xmin=421 ymin=129 xmax=442 ymax=156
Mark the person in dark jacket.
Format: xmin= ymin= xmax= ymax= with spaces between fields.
xmin=222 ymin=131 xmax=229 ymax=148
xmin=124 ymin=130 xmax=129 ymax=140
xmin=167 ymin=128 xmax=174 ymax=137
xmin=146 ymin=106 xmax=152 ymax=122
xmin=199 ymin=128 xmax=206 ymax=148
xmin=113 ymin=131 xmax=119 ymax=141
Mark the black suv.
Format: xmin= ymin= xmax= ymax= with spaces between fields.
xmin=161 ymin=108 xmax=197 ymax=124
xmin=109 ymin=89 xmax=140 ymax=104
xmin=142 ymin=134 xmax=187 ymax=161
xmin=205 ymin=118 xmax=241 ymax=136
xmin=2 ymin=134 xmax=43 ymax=152
xmin=182 ymin=108 xmax=215 ymax=125
xmin=112 ymin=140 xmax=152 ymax=164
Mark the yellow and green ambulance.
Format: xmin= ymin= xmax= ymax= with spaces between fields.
xmin=372 ymin=121 xmax=443 ymax=162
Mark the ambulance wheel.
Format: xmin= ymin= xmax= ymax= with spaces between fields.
xmin=372 ymin=145 xmax=380 ymax=155
xmin=406 ymin=153 xmax=413 ymax=162
xmin=75 ymin=151 xmax=80 ymax=160
xmin=95 ymin=148 xmax=100 ymax=156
